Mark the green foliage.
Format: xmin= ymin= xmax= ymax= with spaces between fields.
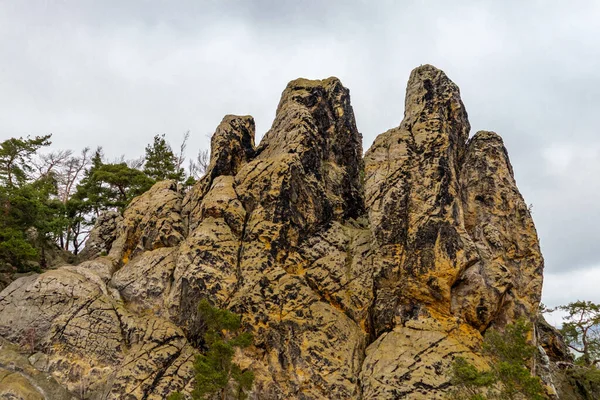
xmin=92 ymin=163 xmax=154 ymax=208
xmin=73 ymin=148 xmax=105 ymax=216
xmin=144 ymin=134 xmax=184 ymax=182
xmin=451 ymin=357 xmax=495 ymax=399
xmin=0 ymin=136 xmax=65 ymax=272
xmin=192 ymin=299 xmax=254 ymax=400
xmin=0 ymin=132 xmax=202 ymax=269
xmin=449 ymin=319 xmax=546 ymax=400
xmin=0 ymin=134 xmax=51 ymax=187
xmin=74 ymin=149 xmax=154 ymax=213
xmin=556 ymin=301 xmax=600 ymax=367
xmin=62 ymin=196 xmax=88 ymax=254
xmin=0 ymin=227 xmax=38 ymax=272
xmin=547 ymin=301 xmax=600 ymax=399
xmin=182 ymin=175 xmax=197 ymax=191
xmin=483 ymin=319 xmax=537 ymax=363
xmin=166 ymin=392 xmax=185 ymax=400
xmin=564 ymin=365 xmax=600 ymax=399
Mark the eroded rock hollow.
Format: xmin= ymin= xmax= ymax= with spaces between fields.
xmin=0 ymin=65 xmax=549 ymax=399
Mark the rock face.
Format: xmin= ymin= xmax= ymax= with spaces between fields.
xmin=0 ymin=65 xmax=549 ymax=399
xmin=77 ymin=211 xmax=122 ymax=262
xmin=359 ymin=65 xmax=543 ymax=398
xmin=0 ymin=338 xmax=73 ymax=400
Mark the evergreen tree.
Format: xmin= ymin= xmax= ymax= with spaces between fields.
xmin=544 ymin=301 xmax=600 ymax=398
xmin=0 ymin=134 xmax=51 ymax=187
xmin=143 ymin=134 xmax=184 ymax=182
xmin=0 ymin=135 xmax=63 ymax=271
xmin=193 ymin=299 xmax=254 ymax=400
xmin=74 ymin=148 xmax=108 ymax=217
xmin=450 ymin=357 xmax=494 ymax=400
xmin=63 ymin=197 xmax=88 ymax=255
xmin=557 ymin=301 xmax=600 ymax=366
xmin=449 ymin=319 xmax=545 ymax=400
xmin=32 ymin=147 xmax=92 ymax=253
xmin=92 ymin=163 xmax=154 ymax=209
xmin=0 ymin=182 xmax=39 ymax=270
xmin=169 ymin=300 xmax=254 ymax=400
xmin=75 ymin=147 xmax=154 ymax=214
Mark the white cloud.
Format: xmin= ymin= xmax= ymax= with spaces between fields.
xmin=543 ymin=267 xmax=600 ymax=309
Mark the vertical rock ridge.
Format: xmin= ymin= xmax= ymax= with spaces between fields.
xmin=359 ymin=67 xmax=543 ymax=398
xmin=364 ymin=64 xmax=476 ymax=335
xmin=222 ymin=77 xmax=368 ymax=398
xmin=255 ymin=76 xmax=365 ymax=221
xmin=182 ymin=114 xmax=255 ymax=233
xmin=454 ymin=130 xmax=543 ymax=331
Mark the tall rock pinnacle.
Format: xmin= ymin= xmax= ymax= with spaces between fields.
xmin=359 ymin=65 xmax=544 ymax=399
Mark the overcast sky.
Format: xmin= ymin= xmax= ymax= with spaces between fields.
xmin=1 ymin=1 xmax=599 ymax=317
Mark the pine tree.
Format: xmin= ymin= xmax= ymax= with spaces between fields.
xmin=557 ymin=301 xmax=600 ymax=366
xmin=74 ymin=147 xmax=106 ymax=217
xmin=92 ymin=163 xmax=154 ymax=209
xmin=143 ymin=134 xmax=184 ymax=182
xmin=0 ymin=134 xmax=51 ymax=187
xmin=0 ymin=135 xmax=63 ymax=272
xmin=449 ymin=319 xmax=545 ymax=400
xmin=193 ymin=299 xmax=254 ymax=400
xmin=168 ymin=300 xmax=254 ymax=400
xmin=75 ymin=147 xmax=154 ymax=214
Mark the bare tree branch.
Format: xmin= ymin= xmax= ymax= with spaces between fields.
xmin=188 ymin=148 xmax=209 ymax=179
xmin=176 ymin=130 xmax=190 ymax=172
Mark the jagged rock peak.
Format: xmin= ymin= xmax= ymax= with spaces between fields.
xmin=401 ymin=64 xmax=470 ymax=156
xmin=181 ymin=115 xmax=255 ymax=233
xmin=466 ymin=130 xmax=515 ymax=177
xmin=275 ymin=76 xmax=348 ymax=115
xmin=455 ymin=128 xmax=543 ymax=330
xmin=256 ymin=75 xmax=364 ymax=219
xmin=208 ymin=114 xmax=256 ymax=178
xmin=260 ymin=75 xmax=363 ymax=166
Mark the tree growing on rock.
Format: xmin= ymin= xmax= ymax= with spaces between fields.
xmin=193 ymin=299 xmax=254 ymax=400
xmin=169 ymin=299 xmax=254 ymax=400
xmin=450 ymin=319 xmax=545 ymax=400
xmin=75 ymin=148 xmax=154 ymax=213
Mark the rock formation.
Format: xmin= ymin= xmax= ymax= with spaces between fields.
xmin=0 ymin=65 xmax=559 ymax=399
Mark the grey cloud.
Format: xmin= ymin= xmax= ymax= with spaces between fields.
xmin=1 ymin=1 xmax=599 ymax=297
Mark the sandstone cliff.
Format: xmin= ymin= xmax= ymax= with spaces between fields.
xmin=0 ymin=65 xmax=559 ymax=399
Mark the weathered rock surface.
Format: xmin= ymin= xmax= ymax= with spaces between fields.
xmin=536 ymin=314 xmax=572 ymax=363
xmin=358 ymin=65 xmax=544 ymax=398
xmin=0 ymin=65 xmax=553 ymax=399
xmin=0 ymin=338 xmax=73 ymax=400
xmin=77 ymin=211 xmax=122 ymax=262
xmin=110 ymin=180 xmax=185 ymax=265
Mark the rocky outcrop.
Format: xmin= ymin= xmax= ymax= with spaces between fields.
xmin=358 ymin=65 xmax=544 ymax=398
xmin=77 ymin=211 xmax=122 ymax=262
xmin=0 ymin=65 xmax=550 ymax=399
xmin=537 ymin=314 xmax=572 ymax=363
xmin=0 ymin=338 xmax=73 ymax=400
xmin=0 ymin=182 xmax=194 ymax=400
xmin=455 ymin=131 xmax=543 ymax=330
xmin=109 ymin=180 xmax=185 ymax=264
